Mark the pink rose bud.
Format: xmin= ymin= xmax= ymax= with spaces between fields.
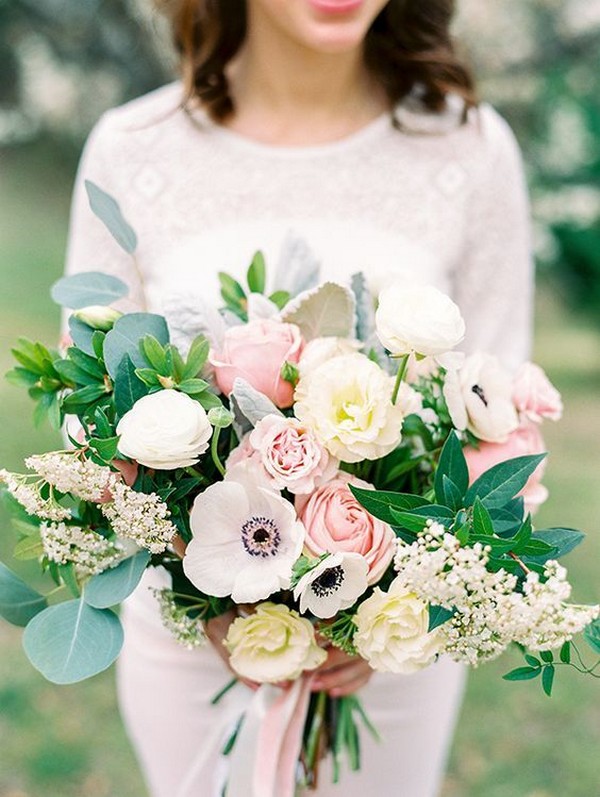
xmin=296 ymin=473 xmax=395 ymax=584
xmin=210 ymin=319 xmax=304 ymax=409
xmin=464 ymin=421 xmax=548 ymax=514
xmin=512 ymin=362 xmax=563 ymax=423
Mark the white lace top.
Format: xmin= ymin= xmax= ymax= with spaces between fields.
xmin=65 ymin=82 xmax=534 ymax=368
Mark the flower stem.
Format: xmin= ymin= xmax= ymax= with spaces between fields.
xmin=210 ymin=677 xmax=238 ymax=705
xmin=210 ymin=427 xmax=226 ymax=477
xmin=391 ymin=354 xmax=410 ymax=405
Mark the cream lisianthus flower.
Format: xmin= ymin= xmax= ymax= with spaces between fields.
xmin=443 ymin=352 xmax=518 ymax=443
xmin=224 ymin=603 xmax=327 ymax=683
xmin=293 ymin=552 xmax=369 ymax=619
xmin=183 ymin=476 xmax=305 ymax=603
xmin=294 ymin=353 xmax=405 ymax=463
xmin=297 ymin=336 xmax=362 ymax=377
xmin=375 ymin=283 xmax=465 ymax=358
xmin=353 ymin=578 xmax=442 ymax=674
xmin=117 ymin=390 xmax=213 ymax=469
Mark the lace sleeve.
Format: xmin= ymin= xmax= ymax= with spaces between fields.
xmin=64 ymin=114 xmax=146 ymax=314
xmin=453 ymin=106 xmax=534 ymax=370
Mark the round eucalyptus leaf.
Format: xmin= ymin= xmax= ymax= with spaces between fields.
xmin=103 ymin=313 xmax=170 ymax=378
xmin=51 ymin=271 xmax=128 ymax=309
xmin=0 ymin=562 xmax=48 ymax=627
xmin=84 ymin=550 xmax=151 ymax=609
xmin=23 ymin=599 xmax=124 ymax=684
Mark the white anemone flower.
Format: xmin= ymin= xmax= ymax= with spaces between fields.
xmin=183 ymin=477 xmax=305 ymax=603
xmin=293 ymin=552 xmax=369 ymax=619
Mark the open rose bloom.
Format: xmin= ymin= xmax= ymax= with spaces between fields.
xmin=4 ymin=250 xmax=598 ymax=797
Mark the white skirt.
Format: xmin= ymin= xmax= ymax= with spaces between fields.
xmin=116 ymin=569 xmax=466 ymax=797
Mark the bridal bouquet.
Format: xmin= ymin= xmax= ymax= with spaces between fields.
xmin=1 ymin=183 xmax=598 ymax=795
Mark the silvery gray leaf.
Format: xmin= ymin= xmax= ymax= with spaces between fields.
xmin=229 ymin=394 xmax=253 ymax=440
xmin=351 ymin=271 xmax=389 ymax=369
xmin=280 ymin=281 xmax=356 ymax=341
xmin=162 ymin=293 xmax=227 ymax=356
xmin=273 ymin=232 xmax=321 ymax=297
xmin=231 ymin=378 xmax=283 ymax=427
xmin=247 ymin=292 xmax=279 ymax=321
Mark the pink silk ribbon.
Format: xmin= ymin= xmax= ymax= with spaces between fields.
xmin=226 ymin=674 xmax=315 ymax=797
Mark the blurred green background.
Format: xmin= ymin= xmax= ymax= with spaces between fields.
xmin=0 ymin=2 xmax=599 ymax=796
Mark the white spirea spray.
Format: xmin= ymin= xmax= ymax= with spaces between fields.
xmin=101 ymin=481 xmax=177 ymax=554
xmin=40 ymin=521 xmax=122 ymax=576
xmin=151 ymin=589 xmax=207 ymax=650
xmin=24 ymin=452 xmax=116 ymax=502
xmin=0 ymin=469 xmax=71 ymax=521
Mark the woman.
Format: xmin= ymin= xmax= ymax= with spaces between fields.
xmin=64 ymin=1 xmax=533 ymax=794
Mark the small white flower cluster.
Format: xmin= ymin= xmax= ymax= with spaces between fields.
xmin=40 ymin=521 xmax=122 ymax=576
xmin=0 ymin=469 xmax=71 ymax=521
xmin=25 ymin=452 xmax=116 ymax=502
xmin=151 ymin=589 xmax=206 ymax=650
xmin=495 ymin=562 xmax=599 ymax=652
xmin=101 ymin=481 xmax=177 ymax=554
xmin=394 ymin=521 xmax=599 ymax=665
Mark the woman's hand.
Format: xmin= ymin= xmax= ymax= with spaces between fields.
xmin=311 ymin=646 xmax=373 ymax=697
xmin=203 ymin=610 xmax=260 ymax=692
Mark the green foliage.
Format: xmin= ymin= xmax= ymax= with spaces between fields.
xmin=51 ymin=270 xmax=129 ymax=309
xmin=103 ymin=312 xmax=169 ymax=378
xmin=0 ymin=562 xmax=48 ymax=626
xmin=434 ymin=432 xmax=469 ymax=502
xmin=22 ymin=599 xmax=124 ymax=684
xmin=318 ymin=610 xmax=358 ymax=656
xmin=247 ymin=250 xmax=266 ymax=294
xmin=84 ymin=551 xmax=151 ymax=609
xmin=84 ymin=181 xmax=138 ymax=254
xmin=428 ymin=604 xmax=455 ymax=632
xmin=113 ymin=354 xmax=148 ymax=417
xmin=583 ymin=617 xmax=600 ymax=654
xmin=464 ymin=454 xmax=547 ymax=510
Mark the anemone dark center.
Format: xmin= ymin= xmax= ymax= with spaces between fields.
xmin=311 ymin=565 xmax=345 ymax=597
xmin=241 ymin=516 xmax=280 ymax=557
xmin=471 ymin=384 xmax=488 ymax=406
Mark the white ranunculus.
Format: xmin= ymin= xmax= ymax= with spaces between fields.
xmin=293 ymin=552 xmax=369 ymax=619
xmin=224 ymin=602 xmax=327 ymax=683
xmin=298 ymin=336 xmax=362 ymax=377
xmin=116 ymin=390 xmax=213 ymax=469
xmin=183 ymin=476 xmax=305 ymax=603
xmin=443 ymin=352 xmax=519 ymax=443
xmin=294 ymin=353 xmax=405 ymax=463
xmin=353 ymin=578 xmax=442 ymax=674
xmin=375 ymin=284 xmax=465 ymax=357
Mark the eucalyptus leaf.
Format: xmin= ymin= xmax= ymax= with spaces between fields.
xmin=13 ymin=535 xmax=44 ymax=561
xmin=51 ymin=271 xmax=129 ymax=309
xmin=230 ymin=378 xmax=283 ymax=426
xmin=0 ymin=563 xmax=47 ymax=626
xmin=85 ymin=180 xmax=138 ymax=253
xmin=68 ymin=315 xmax=97 ymax=356
xmin=103 ymin=313 xmax=169 ymax=379
xmin=583 ymin=617 xmax=600 ymax=654
xmin=23 ymin=598 xmax=124 ymax=684
xmin=84 ymin=551 xmax=151 ymax=609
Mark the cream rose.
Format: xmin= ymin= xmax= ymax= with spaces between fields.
xmin=443 ymin=352 xmax=519 ymax=443
xmin=296 ymin=473 xmax=395 ymax=585
xmin=353 ymin=579 xmax=442 ymax=674
xmin=294 ymin=353 xmax=405 ymax=463
xmin=375 ymin=284 xmax=465 ymax=357
xmin=224 ymin=602 xmax=327 ymax=683
xmin=116 ymin=390 xmax=213 ymax=469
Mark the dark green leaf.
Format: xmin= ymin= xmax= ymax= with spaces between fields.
xmin=92 ymin=331 xmax=106 ymax=361
xmin=53 ymin=359 xmax=98 ymax=386
xmin=583 ymin=618 xmax=600 ymax=654
xmin=349 ymin=486 xmax=430 ymax=524
xmin=61 ymin=384 xmax=107 ymax=413
xmin=247 ymin=251 xmax=266 ymax=294
xmin=84 ymin=551 xmax=151 ymax=609
xmin=135 ymin=368 xmax=161 ymax=386
xmin=540 ymin=650 xmax=554 ymax=663
xmin=88 ymin=436 xmax=120 ymax=462
xmin=528 ymin=528 xmax=585 ymax=561
xmin=178 ymin=378 xmax=210 ymax=395
xmin=93 ymin=407 xmax=114 ymax=439
xmin=67 ymin=347 xmax=105 ymax=379
xmin=51 ymin=270 xmax=129 ymax=308
xmin=525 ymin=654 xmax=541 ymax=668
xmin=455 ymin=524 xmax=470 ymax=545
xmin=542 ymin=664 xmax=555 ymax=696
xmin=0 ymin=562 xmax=48 ymax=626
xmin=440 ymin=475 xmax=463 ymax=511
xmin=113 ymin=354 xmax=148 ymax=417
xmin=390 ymin=504 xmax=455 ymax=533
xmin=465 ymin=454 xmax=546 ymax=510
xmin=85 ymin=181 xmax=137 ymax=254
xmin=428 ymin=604 xmax=455 ymax=632
xmin=22 ymin=599 xmax=124 ymax=684
xmin=472 ymin=497 xmax=494 ymax=537
xmin=559 ymin=642 xmax=571 ymax=664
xmin=103 ymin=313 xmax=169 ymax=378
xmin=435 ymin=432 xmax=468 ymax=501
xmin=502 ymin=666 xmax=541 ymax=681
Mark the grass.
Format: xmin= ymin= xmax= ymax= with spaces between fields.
xmin=0 ymin=141 xmax=598 ymax=797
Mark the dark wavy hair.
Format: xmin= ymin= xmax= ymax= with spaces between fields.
xmin=160 ymin=0 xmax=477 ymax=122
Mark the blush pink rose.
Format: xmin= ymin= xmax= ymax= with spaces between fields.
xmin=296 ymin=472 xmax=395 ymax=584
xmin=464 ymin=421 xmax=548 ymax=513
xmin=210 ymin=319 xmax=304 ymax=408
xmin=249 ymin=415 xmax=338 ymax=495
xmin=512 ymin=362 xmax=563 ymax=424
